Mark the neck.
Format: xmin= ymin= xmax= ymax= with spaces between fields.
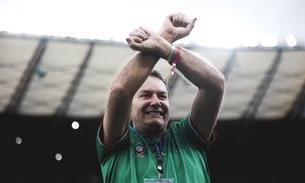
xmin=134 ymin=127 xmax=164 ymax=139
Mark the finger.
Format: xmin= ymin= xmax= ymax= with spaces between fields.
xmin=164 ymin=14 xmax=174 ymax=24
xmin=185 ymin=17 xmax=197 ymax=32
xmin=177 ymin=13 xmax=184 ymax=27
xmin=167 ymin=13 xmax=176 ymax=21
xmin=126 ymin=37 xmax=143 ymax=50
xmin=181 ymin=17 xmax=191 ymax=27
xmin=126 ymin=37 xmax=134 ymax=45
xmin=130 ymin=29 xmax=147 ymax=40
xmin=126 ymin=36 xmax=143 ymax=44
xmin=139 ymin=26 xmax=151 ymax=37
xmin=172 ymin=14 xmax=179 ymax=26
xmin=176 ymin=18 xmax=197 ymax=37
xmin=173 ymin=13 xmax=184 ymax=27
xmin=132 ymin=36 xmax=143 ymax=43
xmin=137 ymin=28 xmax=149 ymax=38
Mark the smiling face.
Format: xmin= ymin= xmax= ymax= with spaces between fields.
xmin=131 ymin=76 xmax=170 ymax=137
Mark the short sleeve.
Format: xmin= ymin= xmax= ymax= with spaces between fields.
xmin=169 ymin=114 xmax=217 ymax=151
xmin=96 ymin=124 xmax=129 ymax=164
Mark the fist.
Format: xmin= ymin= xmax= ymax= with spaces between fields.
xmin=126 ymin=27 xmax=171 ymax=58
xmin=126 ymin=27 xmax=160 ymax=53
xmin=159 ymin=13 xmax=197 ymax=43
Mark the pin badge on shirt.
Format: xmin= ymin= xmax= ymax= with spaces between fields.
xmin=135 ymin=143 xmax=146 ymax=156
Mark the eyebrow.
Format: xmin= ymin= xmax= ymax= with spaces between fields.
xmin=139 ymin=90 xmax=168 ymax=95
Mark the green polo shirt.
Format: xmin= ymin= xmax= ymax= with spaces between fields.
xmin=96 ymin=115 xmax=215 ymax=183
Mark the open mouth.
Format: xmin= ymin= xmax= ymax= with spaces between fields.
xmin=145 ymin=111 xmax=164 ymax=116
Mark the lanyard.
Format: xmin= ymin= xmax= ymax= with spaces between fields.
xmin=133 ymin=128 xmax=164 ymax=180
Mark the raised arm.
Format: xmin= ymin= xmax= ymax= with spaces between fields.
xmin=160 ymin=13 xmax=225 ymax=141
xmin=102 ymin=55 xmax=156 ymax=146
xmin=101 ymin=14 xmax=196 ymax=147
xmin=176 ymin=48 xmax=225 ymax=141
xmin=102 ymin=33 xmax=166 ymax=147
xmin=123 ymin=14 xmax=225 ymax=142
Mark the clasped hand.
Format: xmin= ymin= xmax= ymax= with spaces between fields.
xmin=126 ymin=13 xmax=197 ymax=58
xmin=126 ymin=27 xmax=166 ymax=57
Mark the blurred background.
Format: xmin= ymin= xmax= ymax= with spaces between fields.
xmin=0 ymin=0 xmax=304 ymax=182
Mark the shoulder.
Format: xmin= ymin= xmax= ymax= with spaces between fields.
xmin=168 ymin=114 xmax=217 ymax=145
xmin=168 ymin=114 xmax=191 ymax=131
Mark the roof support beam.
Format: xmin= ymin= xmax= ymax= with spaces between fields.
xmin=286 ymin=79 xmax=305 ymax=120
xmin=222 ymin=49 xmax=237 ymax=79
xmin=5 ymin=38 xmax=47 ymax=114
xmin=56 ymin=42 xmax=94 ymax=119
xmin=242 ymin=49 xmax=283 ymax=120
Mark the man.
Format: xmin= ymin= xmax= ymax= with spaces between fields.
xmin=96 ymin=13 xmax=225 ymax=183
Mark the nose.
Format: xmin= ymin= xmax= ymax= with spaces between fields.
xmin=150 ymin=94 xmax=161 ymax=108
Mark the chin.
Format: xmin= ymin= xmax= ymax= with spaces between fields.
xmin=146 ymin=119 xmax=166 ymax=128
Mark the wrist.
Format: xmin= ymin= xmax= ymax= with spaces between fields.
xmin=157 ymin=37 xmax=172 ymax=59
xmin=158 ymin=29 xmax=175 ymax=44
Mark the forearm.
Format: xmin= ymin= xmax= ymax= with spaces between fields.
xmin=174 ymin=48 xmax=225 ymax=140
xmin=110 ymin=52 xmax=159 ymax=96
xmin=111 ymin=32 xmax=174 ymax=96
xmin=176 ymin=48 xmax=225 ymax=93
xmin=104 ymin=52 xmax=160 ymax=146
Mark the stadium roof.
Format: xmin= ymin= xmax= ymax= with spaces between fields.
xmin=1 ymin=33 xmax=305 ymax=121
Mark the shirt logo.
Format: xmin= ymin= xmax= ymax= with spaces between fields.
xmin=135 ymin=143 xmax=146 ymax=156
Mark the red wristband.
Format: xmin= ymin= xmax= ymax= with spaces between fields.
xmin=170 ymin=46 xmax=182 ymax=75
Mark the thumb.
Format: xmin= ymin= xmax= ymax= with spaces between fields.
xmin=139 ymin=26 xmax=151 ymax=37
xmin=186 ymin=17 xmax=197 ymax=30
xmin=164 ymin=14 xmax=174 ymax=24
xmin=126 ymin=37 xmax=133 ymax=45
xmin=126 ymin=37 xmax=143 ymax=50
xmin=177 ymin=17 xmax=197 ymax=37
xmin=163 ymin=16 xmax=170 ymax=23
